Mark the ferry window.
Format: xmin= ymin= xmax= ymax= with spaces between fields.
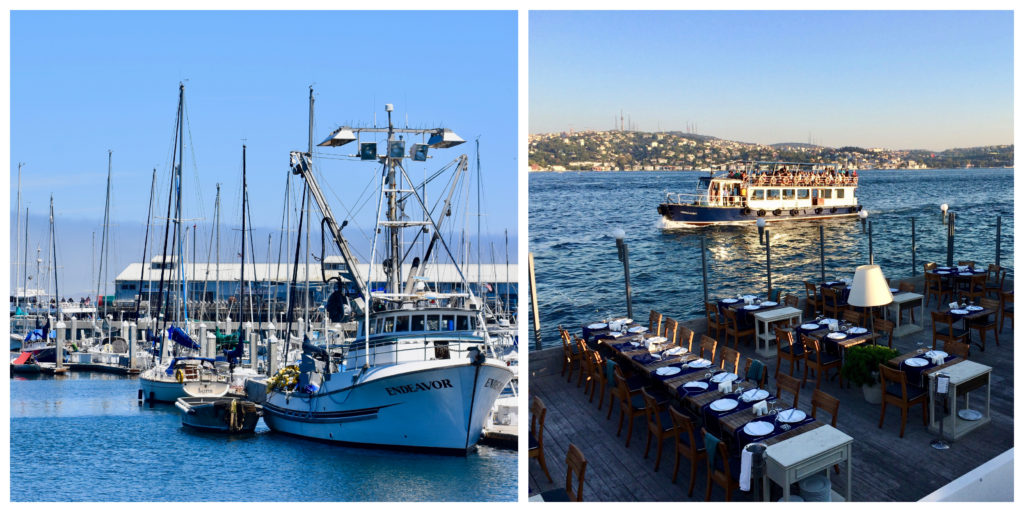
xmin=396 ymin=315 xmax=410 ymax=332
xmin=412 ymin=315 xmax=425 ymax=332
xmin=781 ymin=189 xmax=795 ymax=200
xmin=797 ymin=189 xmax=809 ymax=199
xmin=820 ymin=189 xmax=832 ymax=199
xmin=752 ymin=189 xmax=764 ymax=200
xmin=766 ymin=189 xmax=780 ymax=200
xmin=457 ymin=316 xmax=469 ymax=330
xmin=427 ymin=315 xmax=440 ymax=331
xmin=835 ymin=189 xmax=845 ymax=199
xmin=442 ymin=314 xmax=456 ymax=331
xmin=384 ymin=317 xmax=395 ymax=333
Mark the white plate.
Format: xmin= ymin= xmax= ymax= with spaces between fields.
xmin=778 ymin=409 xmax=807 ymax=423
xmin=683 ymin=381 xmax=709 ymax=391
xmin=936 ymin=270 xmax=950 ymax=275
xmin=688 ymin=359 xmax=712 ymax=369
xmin=950 ymin=309 xmax=968 ymax=315
xmin=587 ymin=323 xmax=607 ymax=330
xmin=655 ymin=366 xmax=682 ymax=377
xmin=826 ymin=332 xmax=847 ymax=340
xmin=800 ymin=323 xmax=820 ymax=330
xmin=740 ymin=388 xmax=769 ymax=402
xmin=925 ymin=350 xmax=948 ymax=359
xmin=937 ymin=266 xmax=952 ymax=270
xmin=722 ymin=298 xmax=739 ymax=304
xmin=710 ymin=398 xmax=739 ymax=412
xmin=743 ymin=305 xmax=761 ymax=310
xmin=958 ymin=409 xmax=983 ymax=421
xmin=847 ymin=326 xmax=868 ymax=334
xmin=710 ymin=372 xmax=738 ymax=383
xmin=889 ymin=288 xmax=899 ymax=293
xmin=761 ymin=301 xmax=778 ymax=307
xmin=904 ymin=357 xmax=928 ymax=367
xmin=663 ymin=346 xmax=685 ymax=356
xmin=628 ymin=340 xmax=641 ymax=347
xmin=608 ymin=332 xmax=624 ymax=338
xmin=646 ymin=336 xmax=668 ymax=344
xmin=743 ymin=421 xmax=774 ymax=437
xmin=965 ymin=305 xmax=984 ymax=311
xmin=742 ymin=295 xmax=758 ymax=300
xmin=628 ymin=326 xmax=648 ymax=333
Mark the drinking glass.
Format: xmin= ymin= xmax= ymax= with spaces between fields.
xmin=767 ymin=398 xmax=778 ymax=416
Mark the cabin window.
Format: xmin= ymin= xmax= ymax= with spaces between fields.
xmin=427 ymin=315 xmax=440 ymax=331
xmin=396 ymin=315 xmax=410 ymax=332
xmin=442 ymin=314 xmax=456 ymax=331
xmin=820 ymin=189 xmax=832 ymax=199
xmin=797 ymin=189 xmax=809 ymax=200
xmin=412 ymin=315 xmax=425 ymax=332
xmin=470 ymin=316 xmax=478 ymax=329
xmin=835 ymin=189 xmax=845 ymax=199
xmin=782 ymin=189 xmax=795 ymax=200
xmin=368 ymin=321 xmax=376 ymax=335
xmin=383 ymin=317 xmax=395 ymax=333
xmin=457 ymin=316 xmax=469 ymax=330
xmin=766 ymin=189 xmax=780 ymax=200
xmin=752 ymin=189 xmax=764 ymax=200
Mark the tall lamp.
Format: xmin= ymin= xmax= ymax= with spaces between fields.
xmin=847 ymin=264 xmax=893 ymax=335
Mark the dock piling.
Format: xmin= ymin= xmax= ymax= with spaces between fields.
xmin=528 ymin=252 xmax=542 ymax=351
xmin=946 ymin=212 xmax=955 ymax=267
xmin=765 ymin=229 xmax=772 ymax=293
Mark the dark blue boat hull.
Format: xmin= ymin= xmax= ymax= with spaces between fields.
xmin=657 ymin=203 xmax=861 ymax=225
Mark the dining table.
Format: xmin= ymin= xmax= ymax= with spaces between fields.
xmin=888 ymin=348 xmax=962 ymax=387
xmin=942 ymin=305 xmax=997 ymax=349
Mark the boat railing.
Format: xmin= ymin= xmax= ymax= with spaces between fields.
xmin=665 ymin=192 xmax=709 ymax=205
xmin=745 ymin=174 xmax=858 ymax=187
xmin=351 ymin=331 xmax=496 ymax=367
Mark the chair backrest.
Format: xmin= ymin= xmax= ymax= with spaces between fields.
xmin=699 ymin=335 xmax=718 ymax=362
xmin=559 ymin=326 xmax=572 ymax=348
xmin=986 ymin=264 xmax=1001 ymax=282
xmin=1002 ymin=290 xmax=1014 ymax=307
xmin=668 ymin=405 xmax=698 ymax=452
xmin=530 ymin=396 xmax=547 ymax=445
xmin=804 ymin=281 xmax=819 ymax=300
xmin=591 ymin=351 xmax=606 ymax=383
xmin=930 ymin=310 xmax=954 ymax=340
xmin=768 ymin=288 xmax=782 ymax=302
xmin=925 ymin=272 xmax=941 ymax=290
xmin=722 ymin=307 xmax=740 ymax=329
xmin=801 ymin=335 xmax=825 ymax=365
xmin=649 ymin=310 xmax=663 ymax=337
xmin=743 ymin=358 xmax=767 ymax=388
xmin=776 ymin=373 xmax=801 ymax=408
xmin=874 ymin=317 xmax=895 ymax=346
xmin=821 ymin=286 xmax=840 ymax=304
xmin=958 ymin=260 xmax=975 ymax=269
xmin=705 ymin=302 xmax=720 ymax=326
xmin=677 ymin=324 xmax=695 ymax=351
xmin=613 ymin=365 xmax=631 ymax=405
xmin=565 ymin=443 xmax=587 ymax=502
xmin=879 ymin=364 xmax=908 ymax=400
xmin=943 ymin=339 xmax=970 ymax=359
xmin=664 ymin=317 xmax=679 ymax=346
xmin=810 ymin=389 xmax=840 ymax=427
xmin=641 ymin=387 xmax=663 ymax=428
xmin=979 ymin=297 xmax=1000 ymax=314
xmin=898 ymin=281 xmax=915 ymax=293
xmin=774 ymin=326 xmax=797 ymax=353
xmin=842 ymin=309 xmax=862 ymax=327
xmin=783 ymin=293 xmax=799 ymax=308
xmin=924 ymin=262 xmax=937 ymax=272
xmin=719 ymin=345 xmax=740 ymax=373
xmin=701 ymin=427 xmax=731 ymax=481
xmin=969 ymin=272 xmax=987 ymax=290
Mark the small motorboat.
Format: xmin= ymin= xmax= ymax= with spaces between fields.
xmin=11 ymin=351 xmax=43 ymax=374
xmin=175 ymin=396 xmax=262 ymax=434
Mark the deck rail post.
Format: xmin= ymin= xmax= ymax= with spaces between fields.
xmin=819 ymin=225 xmax=826 ymax=283
xmin=946 ymin=212 xmax=955 ymax=267
xmin=528 ymin=252 xmax=542 ymax=351
xmin=995 ymin=215 xmax=1001 ymax=268
xmin=911 ymin=217 xmax=917 ymax=276
xmin=868 ymin=221 xmax=874 ymax=265
xmin=700 ymin=236 xmax=709 ymax=305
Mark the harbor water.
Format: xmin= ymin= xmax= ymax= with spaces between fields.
xmin=10 ymin=372 xmax=517 ymax=501
xmin=528 ymin=168 xmax=1013 ymax=350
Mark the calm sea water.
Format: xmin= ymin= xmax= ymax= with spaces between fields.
xmin=10 ymin=372 xmax=516 ymax=501
xmin=528 ymin=168 xmax=1013 ymax=350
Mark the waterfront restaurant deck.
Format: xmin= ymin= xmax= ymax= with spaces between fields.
xmin=528 ymin=274 xmax=1014 ymax=501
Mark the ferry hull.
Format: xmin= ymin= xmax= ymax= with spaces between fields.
xmin=262 ymin=360 xmax=513 ymax=453
xmin=658 ymin=203 xmax=861 ymax=226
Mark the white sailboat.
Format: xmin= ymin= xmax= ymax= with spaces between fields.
xmin=261 ymin=96 xmax=513 ymax=453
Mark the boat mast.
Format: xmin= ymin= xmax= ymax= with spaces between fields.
xmin=96 ymin=150 xmax=112 ymax=319
xmin=304 ymin=86 xmax=313 ymax=330
xmin=134 ymin=168 xmax=157 ymax=319
xmin=215 ymin=183 xmax=220 ymax=325
xmin=385 ymin=105 xmax=400 ymax=295
xmin=15 ymin=162 xmax=22 ymax=308
xmin=23 ymin=207 xmax=29 ymax=312
xmin=237 ymin=144 xmax=248 ymax=354
xmin=175 ymin=84 xmax=188 ymax=330
xmin=154 ymin=84 xmax=184 ymax=334
xmin=49 ymin=195 xmax=61 ymax=323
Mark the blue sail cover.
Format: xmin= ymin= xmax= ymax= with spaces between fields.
xmin=167 ymin=326 xmax=200 ymax=350
xmin=24 ymin=328 xmax=56 ymax=342
xmin=224 ymin=328 xmax=244 ymax=364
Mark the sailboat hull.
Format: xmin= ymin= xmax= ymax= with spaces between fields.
xmin=262 ymin=359 xmax=513 ymax=453
xmin=139 ymin=375 xmax=188 ymax=403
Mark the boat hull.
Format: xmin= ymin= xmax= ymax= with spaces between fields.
xmin=140 ymin=375 xmax=188 ymax=403
xmin=177 ymin=397 xmax=261 ymax=433
xmin=658 ymin=203 xmax=861 ymax=226
xmin=262 ymin=359 xmax=513 ymax=453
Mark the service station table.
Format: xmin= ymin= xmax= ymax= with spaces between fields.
xmin=753 ymin=306 xmax=802 ymax=356
xmin=764 ymin=424 xmax=853 ymax=502
xmin=927 ymin=360 xmax=992 ymax=441
xmin=885 ymin=291 xmax=924 ymax=338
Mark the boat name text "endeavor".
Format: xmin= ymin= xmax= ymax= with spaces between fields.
xmin=385 ymin=379 xmax=453 ymax=396
xmin=484 ymin=378 xmax=505 ymax=390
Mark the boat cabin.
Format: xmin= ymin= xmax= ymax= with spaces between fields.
xmin=347 ymin=307 xmax=485 ymax=368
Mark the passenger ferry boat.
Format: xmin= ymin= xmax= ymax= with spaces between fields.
xmin=657 ymin=161 xmax=863 ymax=226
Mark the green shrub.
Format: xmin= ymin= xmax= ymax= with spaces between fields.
xmin=841 ymin=344 xmax=900 ymax=387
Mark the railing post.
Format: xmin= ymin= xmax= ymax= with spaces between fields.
xmin=995 ymin=215 xmax=1001 ymax=268
xmin=868 ymin=221 xmax=874 ymax=265
xmin=911 ymin=217 xmax=917 ymax=276
xmin=528 ymin=252 xmax=542 ymax=351
xmin=701 ymin=236 xmax=709 ymax=305
xmin=819 ymin=225 xmax=826 ymax=283
xmin=946 ymin=212 xmax=955 ymax=267
xmin=766 ymin=229 xmax=772 ymax=293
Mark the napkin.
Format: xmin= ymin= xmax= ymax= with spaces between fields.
xmin=931 ymin=354 xmax=944 ymax=365
xmin=717 ymin=381 xmax=733 ymax=393
xmin=753 ymin=400 xmax=767 ymax=416
xmin=949 ymin=302 xmax=958 ymax=310
xmin=739 ymin=447 xmax=753 ymax=491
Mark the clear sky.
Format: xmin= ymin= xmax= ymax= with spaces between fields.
xmin=530 ymin=10 xmax=1013 ymax=150
xmin=9 ymin=10 xmax=518 ymax=296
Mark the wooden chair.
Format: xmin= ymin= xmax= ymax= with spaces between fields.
xmin=559 ymin=327 xmax=581 ymax=381
xmin=842 ymin=308 xmax=864 ymax=328
xmin=767 ymin=288 xmax=783 ymax=303
xmin=782 ymin=293 xmax=799 ymax=309
xmin=669 ymin=406 xmax=706 ymax=497
xmin=923 ymin=261 xmax=937 ymax=272
xmin=529 ymin=396 xmax=553 ymax=482
xmin=873 ymin=317 xmax=895 ymax=349
xmin=968 ymin=297 xmax=1001 ymax=351
xmin=898 ymin=281 xmax=917 ymax=324
xmin=699 ymin=335 xmax=718 ymax=364
xmin=931 ymin=310 xmax=968 ymax=351
xmin=743 ymin=358 xmax=768 ymax=389
xmin=722 ymin=307 xmax=754 ymax=348
xmin=958 ymin=260 xmax=975 ymax=269
xmin=811 ymin=389 xmax=842 ymax=474
xmin=924 ymin=272 xmax=952 ymax=308
xmin=821 ymin=286 xmax=848 ymax=319
xmin=776 ymin=373 xmax=801 ymax=409
xmin=984 ymin=265 xmax=1005 ymax=298
xmin=649 ymin=310 xmax=664 ymax=337
xmin=943 ymin=339 xmax=970 ymax=359
xmin=589 ymin=351 xmax=608 ymax=408
xmin=878 ymin=364 xmax=928 ymax=438
xmin=539 ymin=443 xmax=587 ymax=502
xmin=702 ymin=428 xmax=740 ymax=501
xmin=804 ymin=281 xmax=821 ymax=316
xmin=802 ymin=335 xmax=842 ymax=390
xmin=718 ymin=345 xmax=740 ymax=373
xmin=614 ymin=366 xmax=648 ymax=447
xmin=663 ymin=317 xmax=679 ymax=347
xmin=575 ymin=336 xmax=592 ymax=389
xmin=677 ymin=324 xmax=695 ymax=352
xmin=607 ymin=360 xmax=643 ymax=420
xmin=705 ymin=301 xmax=724 ymax=341
xmin=774 ymin=327 xmax=804 ymax=380
xmin=641 ymin=388 xmax=676 ymax=471
xmin=1000 ymin=291 xmax=1013 ymax=332
xmin=961 ymin=273 xmax=987 ymax=302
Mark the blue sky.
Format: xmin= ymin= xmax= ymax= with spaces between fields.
xmin=530 ymin=10 xmax=1013 ymax=150
xmin=9 ymin=10 xmax=518 ymax=296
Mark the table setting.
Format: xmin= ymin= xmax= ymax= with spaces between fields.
xmin=893 ymin=348 xmax=960 ymax=386
xmin=735 ymin=405 xmax=818 ymax=446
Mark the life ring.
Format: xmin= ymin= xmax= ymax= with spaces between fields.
xmin=773 ymin=209 xmax=782 ymax=216
xmin=757 ymin=210 xmax=766 ymax=217
xmin=814 ymin=207 xmax=823 ymax=214
xmin=175 ymin=369 xmax=184 ymax=383
xmin=830 ymin=207 xmax=837 ymax=213
xmin=790 ymin=209 xmax=799 ymax=216
xmin=857 ymin=205 xmax=863 ymax=212
xmin=742 ymin=207 xmax=751 ymax=215
xmin=848 ymin=207 xmax=857 ymax=213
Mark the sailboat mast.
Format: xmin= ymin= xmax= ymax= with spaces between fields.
xmin=176 ymin=84 xmax=187 ymax=329
xmin=304 ymin=87 xmax=313 ymax=327
xmin=154 ymin=84 xmax=184 ymax=332
xmin=49 ymin=195 xmax=60 ymax=321
xmin=237 ymin=145 xmax=247 ymax=346
xmin=23 ymin=207 xmax=29 ymax=310
xmin=97 ymin=150 xmax=113 ymax=318
xmin=214 ymin=183 xmax=221 ymax=325
xmin=15 ymin=162 xmax=22 ymax=307
xmin=476 ymin=139 xmax=481 ymax=300
xmin=135 ymin=169 xmax=157 ymax=318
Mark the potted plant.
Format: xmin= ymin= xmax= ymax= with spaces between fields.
xmin=841 ymin=344 xmax=899 ymax=404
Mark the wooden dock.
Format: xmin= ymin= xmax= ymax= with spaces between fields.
xmin=528 ymin=289 xmax=1014 ymax=501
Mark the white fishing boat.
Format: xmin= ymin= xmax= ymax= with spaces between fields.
xmin=261 ymin=98 xmax=513 ymax=453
